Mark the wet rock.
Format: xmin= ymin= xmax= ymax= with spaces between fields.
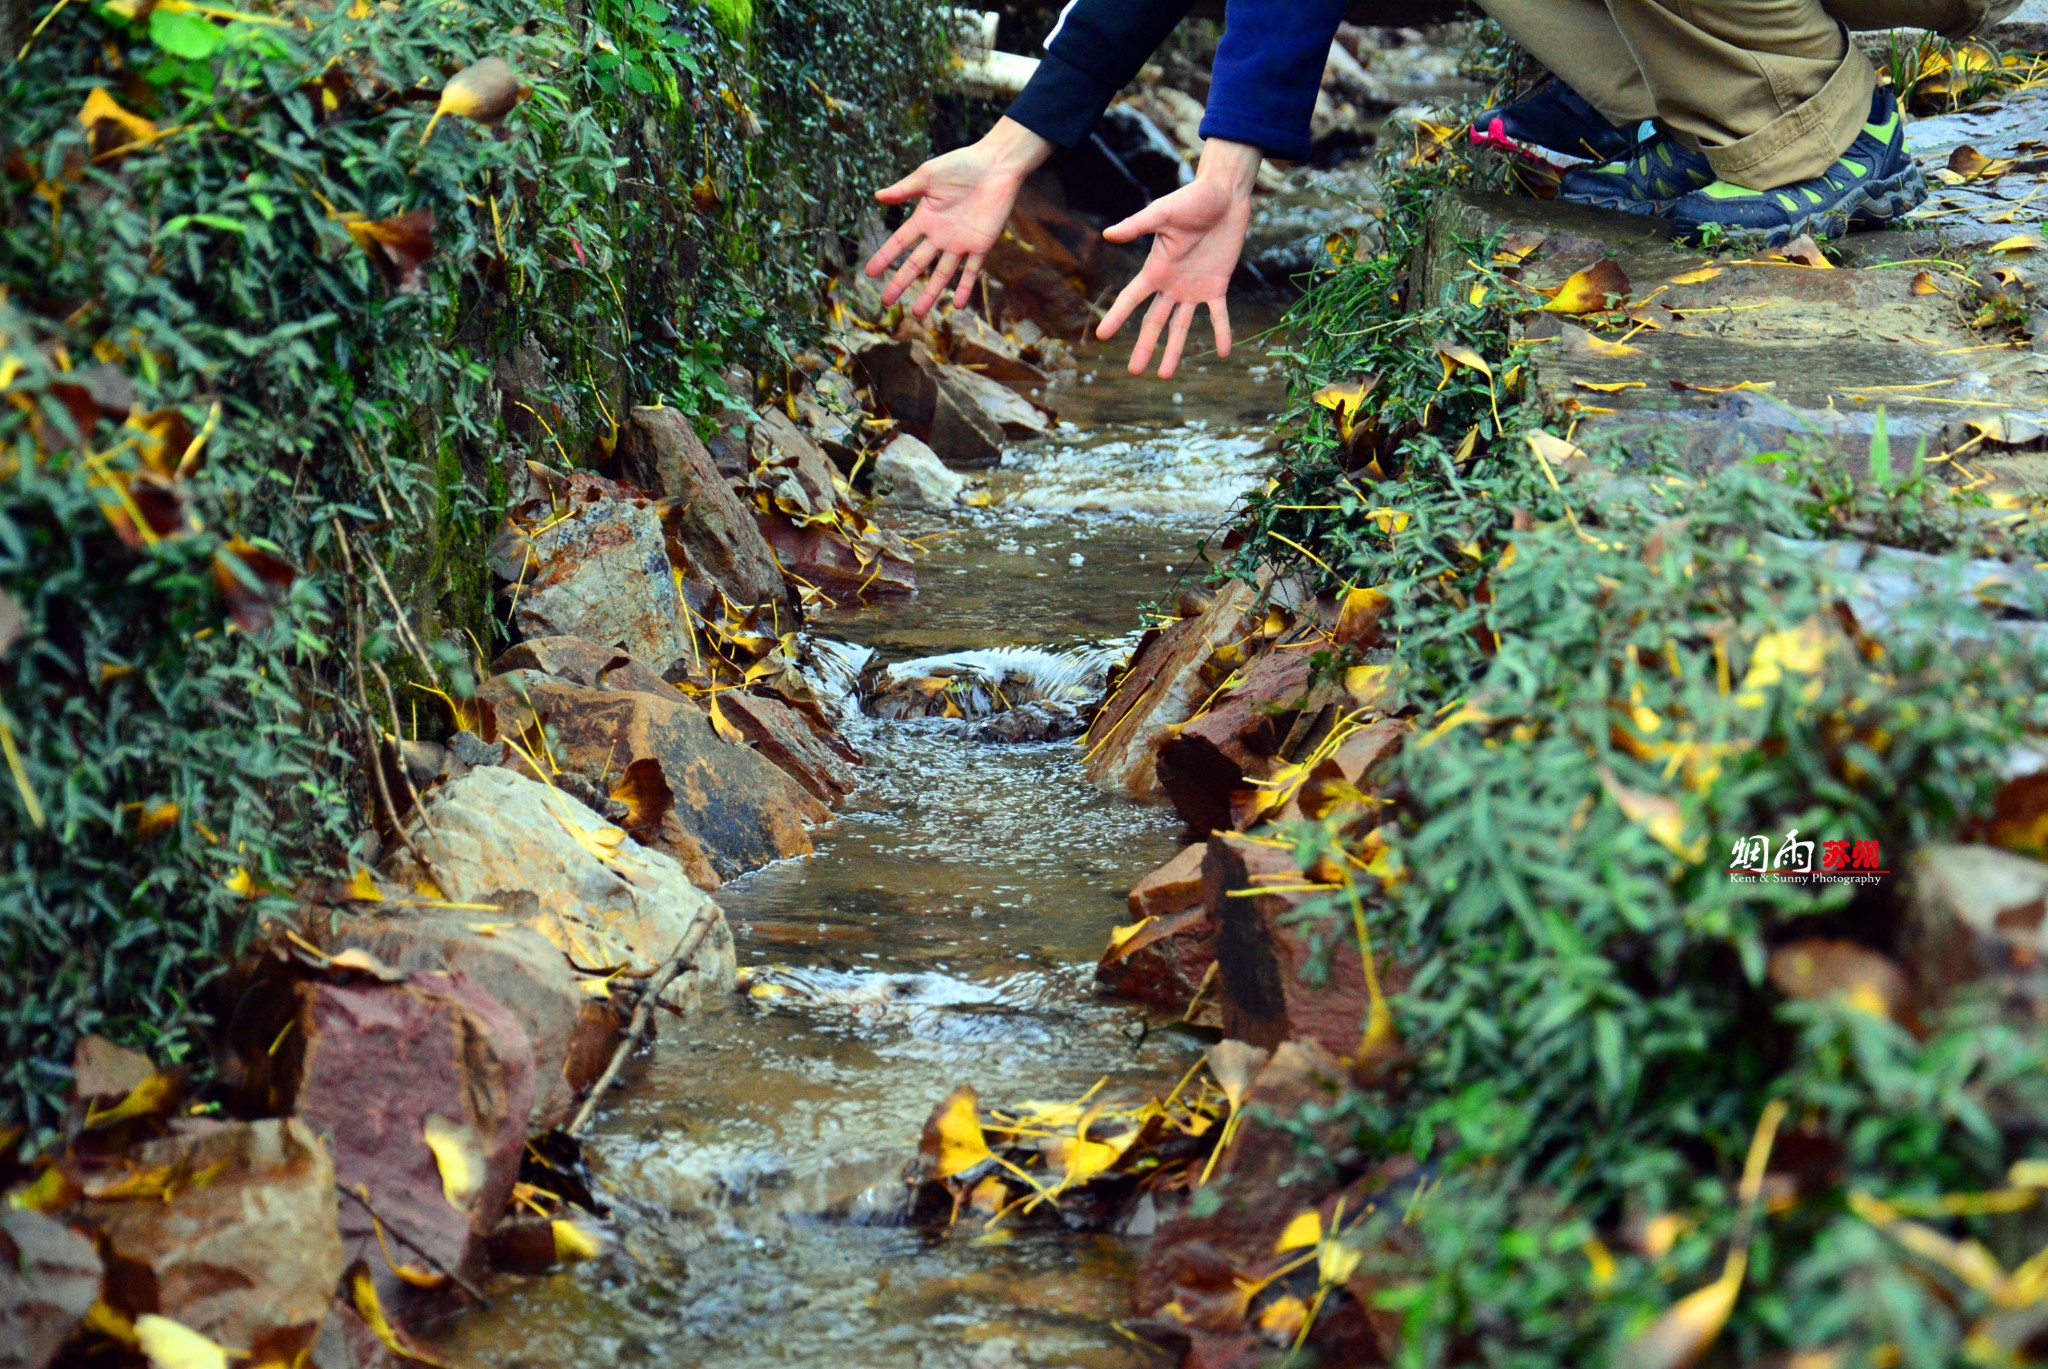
xmin=1136 ymin=1042 xmax=1368 ymax=1329
xmin=491 ymin=636 xmax=670 ymax=695
xmin=752 ymin=406 xmax=847 ymax=509
xmin=1207 ymin=834 xmax=1390 ymax=1054
xmin=1266 ymin=717 xmax=1409 ymax=829
xmin=308 ymin=1297 xmax=399 ymax=1369
xmin=82 ymin=1119 xmax=342 ymax=1362
xmin=613 ymin=407 xmax=786 ymax=611
xmin=473 ymin=674 xmax=826 ymax=887
xmin=944 ymin=362 xmax=1051 ymax=439
xmin=759 ymin=517 xmax=920 ymax=599
xmin=1129 ymin=843 xmax=1208 ymax=920
xmin=1082 ymin=580 xmax=1262 ymax=799
xmin=985 ymin=194 xmax=1099 ymax=339
xmin=0 ymin=1210 xmax=101 ymax=1369
xmin=872 ymin=433 xmax=966 ymax=509
xmin=855 ymin=338 xmax=1008 ymax=469
xmin=71 ymin=1034 xmax=153 ymax=1101
xmin=702 ymin=403 xmax=756 ymax=477
xmin=793 ymin=370 xmax=863 ymax=463
xmin=280 ymin=975 xmax=529 ymax=1317
xmin=1094 ymin=909 xmax=1215 ymax=1014
xmin=383 ymin=766 xmax=737 ymax=1006
xmin=1903 ymin=842 xmax=2048 ymax=1007
xmin=1095 ymin=103 xmax=1191 ymax=200
xmin=313 ymin=911 xmax=622 ymax=1132
xmin=508 ymin=495 xmax=687 ymax=668
xmin=971 ymin=700 xmax=1086 ymax=743
xmin=1157 ymin=646 xmax=1317 ymax=835
xmin=941 ymin=311 xmax=1051 ymax=397
xmin=714 ymin=688 xmax=861 ymax=805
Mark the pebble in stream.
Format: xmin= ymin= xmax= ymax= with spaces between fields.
xmin=431 ymin=306 xmax=1290 ymax=1369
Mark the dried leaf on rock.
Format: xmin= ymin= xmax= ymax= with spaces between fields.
xmin=1767 ymin=940 xmax=1907 ymax=1019
xmin=906 ymin=1084 xmax=995 ymax=1184
xmin=1768 ymin=235 xmax=1831 ymax=268
xmin=210 ymin=538 xmax=296 ymax=633
xmin=1667 ymin=265 xmax=1723 ymax=285
xmin=1990 ymin=234 xmax=2046 ymax=254
xmin=1911 ymin=270 xmax=1950 ymax=295
xmin=1616 ymin=1264 xmax=1743 ymax=1369
xmin=134 ymin=1314 xmax=228 ymax=1369
xmin=1432 ymin=339 xmax=1493 ymax=380
xmin=77 ymin=88 xmax=158 ymax=158
xmin=422 ymin=1114 xmax=484 ymax=1211
xmin=1332 ymin=586 xmax=1390 ymax=647
xmin=1540 ymin=259 xmax=1632 ymax=314
xmin=1491 ymin=229 xmax=1546 ymax=266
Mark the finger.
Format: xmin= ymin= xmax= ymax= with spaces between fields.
xmin=1208 ymin=296 xmax=1233 ymax=360
xmin=913 ymin=251 xmax=961 ymax=317
xmin=1158 ymin=300 xmax=1196 ymax=380
xmin=864 ymin=217 xmax=925 ymax=279
xmin=1097 ymin=274 xmax=1155 ymax=342
xmin=874 ymin=165 xmax=930 ymax=205
xmin=1128 ymin=294 xmax=1172 ymax=376
xmin=1102 ymin=197 xmax=1172 ymax=244
xmin=882 ymin=240 xmax=941 ymax=306
xmin=952 ymin=254 xmax=985 ymax=310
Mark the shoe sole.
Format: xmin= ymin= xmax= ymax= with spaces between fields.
xmin=1674 ymin=162 xmax=1929 ymax=247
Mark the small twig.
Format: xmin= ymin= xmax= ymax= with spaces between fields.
xmin=344 ymin=524 xmax=440 ymax=680
xmin=567 ymin=913 xmax=718 ymax=1137
xmin=367 ymin=654 xmax=437 ymax=837
xmin=335 ymin=536 xmax=438 ymax=879
xmin=337 ymin=1183 xmax=493 ymax=1308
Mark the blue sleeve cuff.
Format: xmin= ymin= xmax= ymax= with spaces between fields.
xmin=1199 ymin=107 xmax=1311 ymax=163
xmin=1005 ymin=50 xmax=1122 ymax=149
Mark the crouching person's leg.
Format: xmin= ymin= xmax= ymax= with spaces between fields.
xmin=1608 ymin=0 xmax=1927 ymax=243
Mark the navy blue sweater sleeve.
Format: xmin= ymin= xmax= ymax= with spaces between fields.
xmin=1005 ymin=0 xmax=1195 ymax=149
xmin=1199 ymin=0 xmax=1346 ymax=162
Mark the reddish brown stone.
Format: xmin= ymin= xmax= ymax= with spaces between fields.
xmin=1207 ymin=834 xmax=1395 ymax=1055
xmin=614 ymin=406 xmax=786 ymax=612
xmin=1094 ymin=909 xmax=1215 ymax=1013
xmin=942 ymin=311 xmax=1052 ymax=397
xmin=1083 ymin=581 xmax=1262 ymax=799
xmin=314 ymin=913 xmax=622 ymax=1132
xmin=476 ymin=674 xmax=828 ymax=885
xmin=1158 ymin=647 xmax=1317 ymax=835
xmin=759 ymin=517 xmax=918 ymax=600
xmin=717 ymin=689 xmax=860 ymax=806
xmin=82 ymin=1119 xmax=343 ymax=1362
xmin=283 ymin=974 xmax=532 ymax=1321
xmin=490 ymin=636 xmax=669 ymax=696
xmin=985 ymin=193 xmax=1101 ymax=338
xmin=1129 ymin=843 xmax=1208 ymax=920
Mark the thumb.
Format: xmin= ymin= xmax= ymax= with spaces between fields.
xmin=1102 ymin=196 xmax=1172 ymax=244
xmin=875 ymin=165 xmax=931 ymax=205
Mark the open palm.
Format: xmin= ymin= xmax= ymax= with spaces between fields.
xmin=1098 ymin=177 xmax=1251 ymax=380
xmin=865 ymin=144 xmax=1026 ymax=316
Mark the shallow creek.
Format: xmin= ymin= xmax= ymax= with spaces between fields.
xmin=434 ymin=313 xmax=1289 ymax=1368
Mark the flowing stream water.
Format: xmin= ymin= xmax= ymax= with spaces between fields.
xmin=433 ymin=312 xmax=1289 ymax=1368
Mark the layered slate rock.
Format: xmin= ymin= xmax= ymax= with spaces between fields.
xmin=383 ymin=766 xmax=738 ymax=1006
xmin=475 ymin=673 xmax=827 ymax=887
xmin=613 ymin=405 xmax=786 ymax=611
xmin=81 ymin=1119 xmax=343 ymax=1363
xmin=0 ymin=1210 xmax=101 ymax=1369
xmin=508 ymin=492 xmax=688 ymax=665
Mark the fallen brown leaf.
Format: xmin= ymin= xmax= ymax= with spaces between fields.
xmin=344 ymin=208 xmax=436 ymax=294
xmin=1541 ymin=259 xmax=1632 ymax=315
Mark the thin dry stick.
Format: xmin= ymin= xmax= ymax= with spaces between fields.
xmin=367 ymin=654 xmax=438 ymax=837
xmin=335 ymin=538 xmax=438 ymax=878
xmin=567 ymin=913 xmax=718 ymax=1137
xmin=337 ymin=1184 xmax=492 ymax=1307
xmin=345 ymin=525 xmax=440 ymax=680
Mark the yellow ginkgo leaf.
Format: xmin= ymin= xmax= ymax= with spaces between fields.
xmin=1615 ymin=1259 xmax=1743 ymax=1369
xmin=1735 ymin=619 xmax=1830 ymax=707
xmin=1667 ymin=265 xmax=1722 ymax=285
xmin=1205 ymin=1040 xmax=1269 ymax=1113
xmin=422 ymin=1114 xmax=484 ymax=1212
xmin=1334 ymin=585 xmax=1391 ymax=647
xmin=1433 ymin=339 xmax=1493 ymax=380
xmin=1312 ymin=378 xmax=1377 ymax=443
xmin=1525 ymin=430 xmax=1586 ymax=466
xmin=222 ymin=867 xmax=257 ymax=897
xmin=342 ymin=866 xmax=383 ymax=902
xmin=1256 ymin=1294 xmax=1308 ymax=1338
xmin=352 ymin=1267 xmax=448 ymax=1368
xmin=1106 ymin=917 xmax=1154 ymax=950
xmin=419 ymin=57 xmax=522 ymax=143
xmin=1989 ymin=233 xmax=2045 ymax=253
xmin=1318 ymin=1238 xmax=1363 ymax=1286
xmin=1275 ymin=1208 xmax=1322 ymax=1252
xmin=1542 ymin=259 xmax=1632 ymax=314
xmin=1598 ymin=765 xmax=1706 ymax=864
xmin=134 ymin=1315 xmax=228 ymax=1369
xmin=708 ymin=693 xmax=746 ymax=745
xmin=77 ymin=88 xmax=158 ymax=157
xmin=552 ymin=1217 xmax=607 ymax=1262
xmin=913 ymin=1084 xmax=995 ymax=1181
xmin=1573 ymin=379 xmax=1644 ymax=394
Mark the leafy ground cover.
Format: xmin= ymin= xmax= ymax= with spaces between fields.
xmin=0 ymin=0 xmax=943 ymax=1129
xmin=1192 ymin=131 xmax=2048 ymax=1363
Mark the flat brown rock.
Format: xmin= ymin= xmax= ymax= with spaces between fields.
xmin=614 ymin=406 xmax=786 ymax=611
xmin=1094 ymin=908 xmax=1214 ymax=1014
xmin=82 ymin=1119 xmax=342 ymax=1362
xmin=1157 ymin=645 xmax=1316 ymax=834
xmin=1083 ymin=580 xmax=1262 ymax=798
xmin=1128 ymin=842 xmax=1208 ymax=920
xmin=510 ymin=496 xmax=687 ymax=667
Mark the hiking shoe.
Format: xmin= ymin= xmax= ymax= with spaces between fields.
xmin=1470 ymin=80 xmax=1639 ymax=163
xmin=1557 ymin=131 xmax=1715 ymax=215
xmin=1669 ymin=87 xmax=1927 ymax=246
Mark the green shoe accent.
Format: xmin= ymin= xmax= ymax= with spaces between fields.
xmin=1699 ymin=180 xmax=1762 ymax=200
xmin=1840 ymin=158 xmax=1866 ymax=176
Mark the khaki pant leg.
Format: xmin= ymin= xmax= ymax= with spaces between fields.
xmin=1605 ymin=0 xmax=1875 ymax=188
xmin=1475 ymin=0 xmax=1657 ymax=125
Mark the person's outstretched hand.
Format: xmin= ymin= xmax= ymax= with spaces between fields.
xmin=865 ymin=117 xmax=1053 ymax=317
xmin=1098 ymin=138 xmax=1262 ymax=380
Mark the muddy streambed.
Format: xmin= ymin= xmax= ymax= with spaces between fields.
xmin=433 ymin=319 xmax=1287 ymax=1368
